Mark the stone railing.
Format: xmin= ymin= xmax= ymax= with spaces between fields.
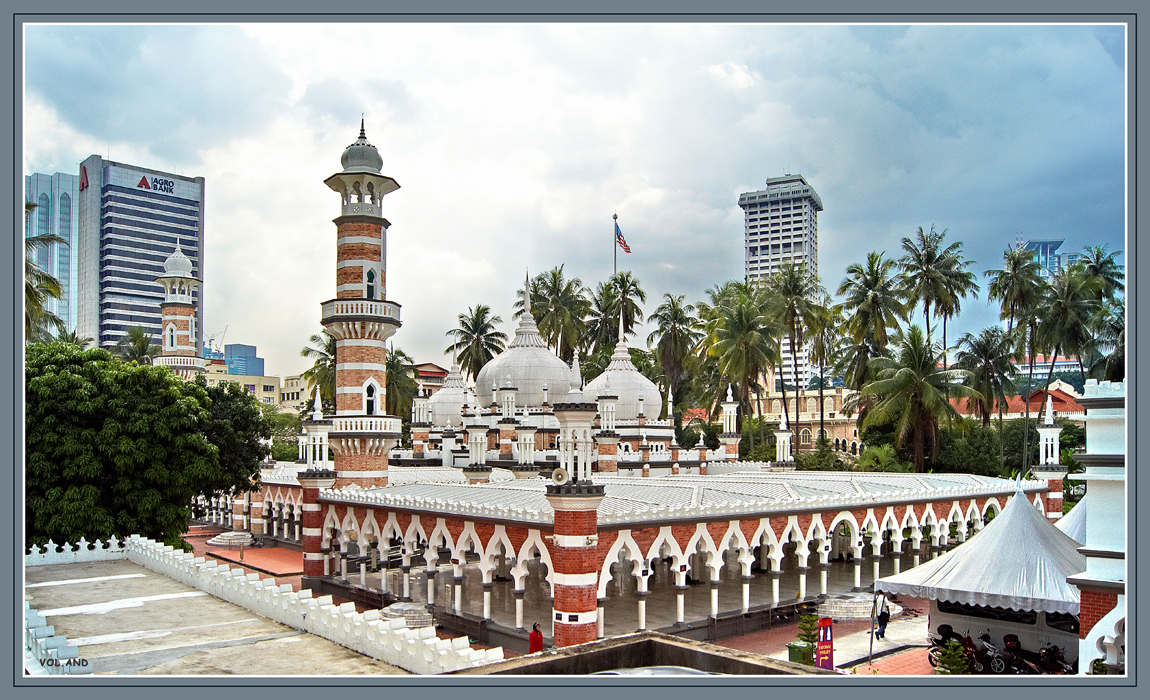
xmin=321 ymin=298 xmax=401 ymax=323
xmin=24 ymin=602 xmax=88 ymax=675
xmin=321 ymin=488 xmax=553 ymax=525
xmin=332 ymin=416 xmax=402 ymax=434
xmin=25 ymin=538 xmax=128 ymax=566
xmin=123 ymin=536 xmax=503 ymax=674
xmin=154 ymin=355 xmax=207 ymax=370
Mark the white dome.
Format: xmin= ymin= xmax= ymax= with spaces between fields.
xmin=163 ymin=244 xmax=195 ymax=277
xmin=584 ymin=339 xmax=661 ymax=420
xmin=475 ymin=305 xmax=572 ymax=408
xmin=427 ymin=362 xmax=469 ymax=427
xmin=340 ymin=121 xmax=384 ymax=174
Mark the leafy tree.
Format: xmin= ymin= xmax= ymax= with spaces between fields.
xmin=445 ymin=304 xmax=507 ymax=382
xmin=301 ymin=330 xmax=337 ymax=406
xmin=606 ymin=271 xmax=647 ymax=337
xmin=899 ymin=225 xmax=960 ymax=340
xmin=1057 ymin=419 xmax=1086 ymax=453
xmin=24 ymin=201 xmax=67 ymax=343
xmin=647 ymin=293 xmax=701 ymax=405
xmin=857 ymin=444 xmax=909 ymax=472
xmin=954 ymin=326 xmax=1017 ymax=427
xmin=114 ymin=325 xmax=161 ymax=365
xmin=57 ymin=328 xmax=94 ymax=349
xmin=1039 ymin=266 xmax=1099 ymax=396
xmin=586 ymin=281 xmax=621 ymax=355
xmin=200 ymin=377 xmax=271 ymax=496
xmin=1087 ymin=298 xmax=1124 ymax=383
xmin=768 ymin=263 xmax=826 ymax=430
xmin=710 ymin=287 xmax=777 ymax=451
xmin=260 ymin=402 xmax=303 ymax=462
xmin=935 ymin=424 xmax=1005 ymax=477
xmin=861 ymin=326 xmax=979 ymax=472
xmin=515 ymin=265 xmax=589 ymax=362
xmin=985 ymin=245 xmax=1045 ymax=334
xmin=385 ymin=346 xmax=418 ymax=417
xmin=806 ymin=298 xmax=844 ymax=441
xmin=935 ymin=640 xmax=970 ymax=674
xmin=999 ymin=419 xmax=1039 ymax=476
xmin=795 ymin=615 xmax=819 ymax=666
xmin=1077 ymin=244 xmax=1124 ymax=303
xmin=677 ymin=425 xmax=700 ymax=449
xmin=795 ymin=436 xmax=839 ymax=471
xmin=25 ymin=343 xmax=219 ymax=549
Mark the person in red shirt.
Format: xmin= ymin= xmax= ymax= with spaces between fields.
xmin=529 ymin=622 xmax=544 ymax=653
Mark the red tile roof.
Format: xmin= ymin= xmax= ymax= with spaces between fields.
xmin=950 ymin=387 xmax=1083 ymax=415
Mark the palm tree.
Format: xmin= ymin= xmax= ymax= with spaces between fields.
xmin=861 ymin=325 xmax=980 ymax=472
xmin=710 ymin=291 xmax=776 ymax=452
xmin=1088 ymin=298 xmax=1124 ymax=382
xmin=301 ymin=330 xmax=337 ymax=408
xmin=585 ymin=282 xmax=620 ymax=356
xmin=647 ymin=293 xmax=701 ymax=415
xmin=25 ymin=201 xmax=67 ymax=343
xmin=1077 ymin=244 xmax=1124 ymax=303
xmin=445 ymin=304 xmax=508 ymax=382
xmin=836 ymin=252 xmax=907 ymax=385
xmin=954 ymin=327 xmax=1017 ymax=428
xmin=1039 ymin=266 xmax=1100 ymax=405
xmin=384 ymin=346 xmax=419 ymax=418
xmin=516 ymin=266 xmax=589 ymax=363
xmin=899 ymin=225 xmax=964 ymax=339
xmin=806 ymin=298 xmax=846 ymax=441
xmin=57 ymin=329 xmax=94 ymax=349
xmin=114 ymin=326 xmax=161 ymax=365
xmin=985 ymin=246 xmax=1045 ymax=334
xmin=935 ymin=243 xmax=979 ymax=371
xmin=607 ymin=271 xmax=647 ymax=337
xmin=768 ymin=263 xmax=826 ymax=417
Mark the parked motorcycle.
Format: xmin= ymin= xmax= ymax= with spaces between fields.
xmin=1038 ymin=644 xmax=1076 ymax=674
xmin=1001 ymin=634 xmax=1042 ymax=674
xmin=977 ymin=632 xmax=1012 ymax=674
xmin=927 ymin=625 xmax=988 ymax=673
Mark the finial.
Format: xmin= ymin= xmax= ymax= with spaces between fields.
xmin=619 ymin=303 xmax=625 ymax=343
xmin=570 ymin=354 xmax=582 ymax=391
xmin=726 ymin=385 xmax=734 ymax=403
xmin=523 ymin=269 xmax=532 ymax=315
xmin=312 ymin=384 xmax=323 ymax=421
xmin=1044 ymin=394 xmax=1055 ymax=425
xmin=613 ymin=212 xmax=618 ymax=221
xmin=359 ymin=116 xmax=366 ymax=138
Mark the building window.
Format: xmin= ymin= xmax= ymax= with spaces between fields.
xmin=800 ymin=429 xmax=812 ymax=445
xmin=263 ymin=397 xmax=274 ymax=404
xmin=366 ymin=269 xmax=375 ymax=300
xmin=263 ymin=385 xmax=275 ymax=393
xmin=245 ymin=384 xmax=256 ymax=392
xmin=365 ymin=383 xmax=376 ymax=415
xmin=165 ymin=324 xmax=176 ymax=350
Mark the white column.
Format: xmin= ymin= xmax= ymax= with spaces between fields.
xmin=742 ymin=578 xmax=751 ymax=613
xmin=798 ymin=570 xmax=808 ymax=599
xmin=676 ymin=588 xmax=686 ymax=624
xmin=515 ymin=593 xmax=524 ymax=629
xmin=771 ymin=571 xmax=780 ymax=606
xmin=819 ymin=566 xmax=828 ymax=595
xmin=710 ymin=582 xmax=719 ymax=617
xmin=597 ymin=598 xmax=606 ymax=639
xmin=426 ymin=567 xmax=436 ymax=606
xmin=359 ymin=560 xmax=367 ymax=588
xmin=853 ymin=562 xmax=862 ymax=589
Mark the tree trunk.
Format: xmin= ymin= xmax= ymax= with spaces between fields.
xmin=818 ymin=358 xmax=826 ymax=443
xmin=790 ymin=322 xmax=802 ymax=456
xmin=756 ymin=387 xmax=765 ymax=449
xmin=1041 ymin=346 xmax=1062 ymax=421
xmin=1022 ymin=323 xmax=1037 ymax=474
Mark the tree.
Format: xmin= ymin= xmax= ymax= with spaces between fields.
xmin=935 ymin=424 xmax=1005 ymax=477
xmin=586 ymin=282 xmax=620 ymax=355
xmin=385 ymin=346 xmax=419 ymax=417
xmin=999 ymin=419 xmax=1039 ymax=476
xmin=899 ymin=225 xmax=959 ymax=340
xmin=114 ymin=326 xmax=161 ymax=365
xmin=935 ymin=640 xmax=971 ymax=675
xmin=836 ymin=252 xmax=907 ymax=390
xmin=606 ymin=271 xmax=647 ymax=337
xmin=445 ymin=305 xmax=507 ymax=382
xmin=768 ymin=262 xmax=827 ymax=435
xmin=1038 ymin=266 xmax=1099 ymax=406
xmin=985 ymin=246 xmax=1044 ymax=334
xmin=1088 ymin=298 xmax=1124 ymax=382
xmin=301 ymin=330 xmax=337 ymax=406
xmin=795 ymin=615 xmax=819 ymax=666
xmin=25 ymin=343 xmax=219 ymax=549
xmin=954 ymin=327 xmax=1017 ymax=427
xmin=200 ymin=377 xmax=271 ymax=497
xmin=806 ymin=298 xmax=845 ymax=441
xmin=516 ymin=265 xmax=589 ymax=363
xmin=24 ymin=201 xmax=67 ymax=343
xmin=260 ymin=401 xmax=303 ymax=462
xmin=1077 ymin=244 xmax=1124 ymax=303
xmin=861 ymin=326 xmax=980 ymax=472
xmin=934 ymin=241 xmax=980 ymax=372
xmin=647 ymin=293 xmax=701 ymax=408
xmin=710 ymin=288 xmax=777 ymax=451
xmin=857 ymin=444 xmax=909 ymax=473
xmin=57 ymin=328 xmax=94 ymax=349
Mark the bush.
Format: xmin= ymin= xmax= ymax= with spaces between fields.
xmin=795 ymin=615 xmax=819 ymax=666
xmin=935 ymin=640 xmax=970 ymax=674
xmin=857 ymin=444 xmax=910 ymax=472
xmin=934 ymin=424 xmax=1005 ymax=477
xmin=795 ymin=437 xmax=841 ymax=471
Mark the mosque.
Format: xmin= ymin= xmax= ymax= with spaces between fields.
xmin=180 ymin=123 xmax=1078 ymax=652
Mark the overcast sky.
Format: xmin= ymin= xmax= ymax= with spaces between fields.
xmin=23 ymin=22 xmax=1126 ymax=378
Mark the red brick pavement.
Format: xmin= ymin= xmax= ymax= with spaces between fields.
xmin=848 ymin=647 xmax=933 ymax=675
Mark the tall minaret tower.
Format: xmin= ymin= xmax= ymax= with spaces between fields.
xmin=321 ymin=121 xmax=403 ymax=489
xmin=153 ymin=244 xmax=205 ymax=379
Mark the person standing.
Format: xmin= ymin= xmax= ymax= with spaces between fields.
xmin=874 ymin=593 xmax=891 ymax=639
xmin=529 ymin=622 xmax=544 ymax=653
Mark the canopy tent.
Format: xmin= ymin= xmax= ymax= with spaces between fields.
xmin=874 ymin=489 xmax=1086 ymax=614
xmin=1054 ymin=492 xmax=1087 ymax=545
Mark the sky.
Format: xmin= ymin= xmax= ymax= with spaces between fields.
xmin=23 ymin=22 xmax=1127 ymax=379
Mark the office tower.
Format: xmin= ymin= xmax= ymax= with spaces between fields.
xmin=76 ymin=155 xmax=205 ymax=351
xmin=224 ymin=343 xmax=265 ymax=376
xmin=25 ymin=172 xmax=80 ymax=332
xmin=739 ymin=175 xmax=823 ymax=389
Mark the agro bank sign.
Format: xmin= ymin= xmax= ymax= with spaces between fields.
xmin=104 ymin=165 xmax=202 ymax=202
xmin=136 ymin=175 xmax=176 ymax=194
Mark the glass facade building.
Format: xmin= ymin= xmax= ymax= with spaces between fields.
xmin=25 ymin=172 xmax=80 ymax=333
xmin=76 ymin=156 xmax=205 ymax=352
xmin=224 ymin=343 xmax=265 ymax=377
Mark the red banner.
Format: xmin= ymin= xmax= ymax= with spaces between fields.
xmin=815 ymin=617 xmax=834 ymax=670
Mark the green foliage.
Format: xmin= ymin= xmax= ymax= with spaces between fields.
xmin=261 ymin=401 xmax=302 ymax=462
xmin=677 ymin=427 xmax=699 ymax=449
xmin=934 ymin=424 xmax=1005 ymax=477
xmin=26 ymin=343 xmax=220 ymax=549
xmin=1057 ymin=419 xmax=1086 ymax=452
xmin=200 ymin=378 xmax=271 ymax=496
xmin=1000 ymin=419 xmax=1040 ymax=475
xmin=935 ymin=640 xmax=970 ymax=674
xmin=795 ymin=615 xmax=819 ymax=666
xmin=857 ymin=444 xmax=910 ymax=472
xmin=270 ymin=441 xmax=299 ymax=462
xmin=796 ymin=437 xmax=840 ymax=471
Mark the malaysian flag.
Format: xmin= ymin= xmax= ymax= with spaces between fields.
xmin=615 ymin=222 xmax=631 ymax=253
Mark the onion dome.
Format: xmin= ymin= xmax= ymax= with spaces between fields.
xmin=339 ymin=119 xmax=384 ymax=174
xmin=428 ymin=359 xmax=470 ymax=427
xmin=475 ymin=273 xmax=572 ymax=408
xmin=584 ymin=334 xmax=660 ymax=421
xmin=162 ymin=244 xmax=195 ymax=278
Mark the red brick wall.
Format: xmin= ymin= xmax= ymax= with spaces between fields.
xmin=553 ymin=621 xmax=597 ymax=648
xmin=1078 ymin=589 xmax=1119 ymax=639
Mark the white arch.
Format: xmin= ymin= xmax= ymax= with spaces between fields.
xmin=683 ymin=522 xmax=722 ymax=580
xmin=452 ymin=521 xmax=484 ymax=563
xmin=511 ymin=529 xmax=555 ymax=595
xmin=716 ymin=521 xmax=754 ymax=577
xmin=596 ymin=530 xmax=646 ymax=598
xmin=827 ymin=511 xmax=863 ymax=557
xmin=982 ymin=498 xmax=1003 ymax=518
xmin=480 ymin=525 xmax=516 ymax=579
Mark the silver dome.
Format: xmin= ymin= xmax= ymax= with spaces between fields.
xmin=584 ymin=338 xmax=661 ymax=420
xmin=427 ymin=361 xmax=469 ymax=427
xmin=161 ymin=244 xmax=195 ymax=278
xmin=339 ymin=120 xmax=384 ymax=174
xmin=475 ymin=305 xmax=572 ymax=408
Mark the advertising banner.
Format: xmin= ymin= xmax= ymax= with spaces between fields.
xmin=816 ymin=617 xmax=834 ymax=670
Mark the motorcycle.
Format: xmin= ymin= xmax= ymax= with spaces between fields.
xmin=977 ymin=632 xmax=1013 ymax=674
xmin=927 ymin=625 xmax=988 ymax=673
xmin=1038 ymin=644 xmax=1076 ymax=675
xmin=1001 ymin=634 xmax=1042 ymax=674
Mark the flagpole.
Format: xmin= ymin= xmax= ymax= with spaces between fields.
xmin=612 ymin=212 xmax=617 ymax=277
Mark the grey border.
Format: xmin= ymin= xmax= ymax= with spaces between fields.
xmin=6 ymin=2 xmax=1141 ymax=699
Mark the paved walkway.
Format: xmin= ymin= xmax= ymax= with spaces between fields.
xmin=206 ymin=546 xmax=304 ymax=576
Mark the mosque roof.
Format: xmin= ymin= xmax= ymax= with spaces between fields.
xmin=427 ymin=360 xmax=473 ymax=427
xmin=321 ymin=470 xmax=1046 ymax=528
xmin=158 ymin=244 xmax=196 ymax=279
xmin=339 ymin=120 xmax=384 ymax=174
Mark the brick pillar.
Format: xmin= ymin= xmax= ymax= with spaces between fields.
xmin=232 ymin=496 xmax=247 ymax=532
xmin=545 ymin=481 xmax=605 ymax=648
xmin=595 ymin=434 xmax=619 ymax=473
xmin=298 ymin=469 xmax=336 ymax=581
xmin=498 ymin=424 xmax=516 ymax=461
xmin=1079 ymin=589 xmax=1119 ymax=639
xmin=249 ymin=498 xmax=265 ymax=535
xmin=699 ymin=462 xmax=708 ymax=476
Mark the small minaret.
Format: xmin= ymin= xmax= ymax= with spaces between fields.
xmin=320 ymin=121 xmax=402 ymax=489
xmin=153 ymin=244 xmax=205 ymax=378
xmin=1034 ymin=394 xmax=1066 ymax=522
xmin=774 ymin=413 xmax=793 ymax=465
xmin=720 ymin=384 xmax=741 ymax=461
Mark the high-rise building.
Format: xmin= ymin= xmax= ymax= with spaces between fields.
xmin=76 ymin=155 xmax=205 ymax=351
xmin=224 ymin=343 xmax=265 ymax=376
xmin=25 ymin=172 xmax=80 ymax=332
xmin=739 ymin=174 xmax=823 ymax=389
xmin=1023 ymin=238 xmax=1081 ymax=280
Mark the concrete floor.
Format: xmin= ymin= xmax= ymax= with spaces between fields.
xmin=25 ymin=559 xmax=408 ymax=675
xmin=355 ymin=547 xmax=928 ymax=637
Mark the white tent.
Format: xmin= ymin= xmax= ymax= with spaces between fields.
xmin=1054 ymin=492 xmax=1087 ymax=545
xmin=874 ymin=488 xmax=1086 ymax=614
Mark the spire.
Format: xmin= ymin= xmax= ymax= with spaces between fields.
xmin=359 ymin=116 xmax=366 ymax=139
xmin=524 ymin=269 xmax=532 ymax=317
xmin=618 ymin=303 xmax=625 ymax=344
xmin=1044 ymin=394 xmax=1055 ymax=425
xmin=570 ymin=354 xmax=582 ymax=392
xmin=312 ymin=384 xmax=323 ymax=421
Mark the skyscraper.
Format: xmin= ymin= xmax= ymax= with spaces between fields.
xmin=25 ymin=172 xmax=80 ymax=332
xmin=76 ymin=156 xmax=205 ymax=352
xmin=739 ymin=174 xmax=823 ymax=389
xmin=1024 ymin=239 xmax=1080 ymax=280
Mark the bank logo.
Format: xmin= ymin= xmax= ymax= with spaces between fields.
xmin=137 ymin=176 xmax=176 ymax=194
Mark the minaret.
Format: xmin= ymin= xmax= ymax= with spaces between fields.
xmin=320 ymin=121 xmax=402 ymax=489
xmin=153 ymin=244 xmax=205 ymax=378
